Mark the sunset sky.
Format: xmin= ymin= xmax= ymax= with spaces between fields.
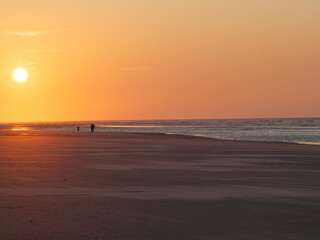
xmin=1 ymin=0 xmax=319 ymax=122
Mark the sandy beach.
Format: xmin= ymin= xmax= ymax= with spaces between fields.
xmin=0 ymin=130 xmax=320 ymax=240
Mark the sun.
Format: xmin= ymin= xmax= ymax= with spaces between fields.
xmin=13 ymin=69 xmax=28 ymax=82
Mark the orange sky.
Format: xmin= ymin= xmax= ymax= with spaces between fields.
xmin=1 ymin=0 xmax=320 ymax=122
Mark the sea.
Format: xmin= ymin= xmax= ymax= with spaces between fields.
xmin=1 ymin=118 xmax=320 ymax=145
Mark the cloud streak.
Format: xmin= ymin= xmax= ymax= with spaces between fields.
xmin=22 ymin=62 xmax=38 ymax=70
xmin=3 ymin=29 xmax=66 ymax=37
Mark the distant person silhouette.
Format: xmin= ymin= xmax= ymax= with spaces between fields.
xmin=91 ymin=124 xmax=95 ymax=132
xmin=77 ymin=126 xmax=80 ymax=131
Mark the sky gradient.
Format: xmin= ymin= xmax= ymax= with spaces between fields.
xmin=1 ymin=0 xmax=319 ymax=122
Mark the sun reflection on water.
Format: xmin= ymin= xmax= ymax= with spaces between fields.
xmin=11 ymin=127 xmax=30 ymax=131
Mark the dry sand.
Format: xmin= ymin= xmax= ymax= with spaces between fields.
xmin=0 ymin=130 xmax=320 ymax=240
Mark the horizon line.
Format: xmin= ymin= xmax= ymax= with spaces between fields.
xmin=1 ymin=116 xmax=320 ymax=125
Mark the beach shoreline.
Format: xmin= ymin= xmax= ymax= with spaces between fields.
xmin=0 ymin=130 xmax=320 ymax=239
xmin=3 ymin=128 xmax=318 ymax=145
xmin=2 ymin=117 xmax=320 ymax=145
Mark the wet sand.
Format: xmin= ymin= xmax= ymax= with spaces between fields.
xmin=0 ymin=130 xmax=320 ymax=240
